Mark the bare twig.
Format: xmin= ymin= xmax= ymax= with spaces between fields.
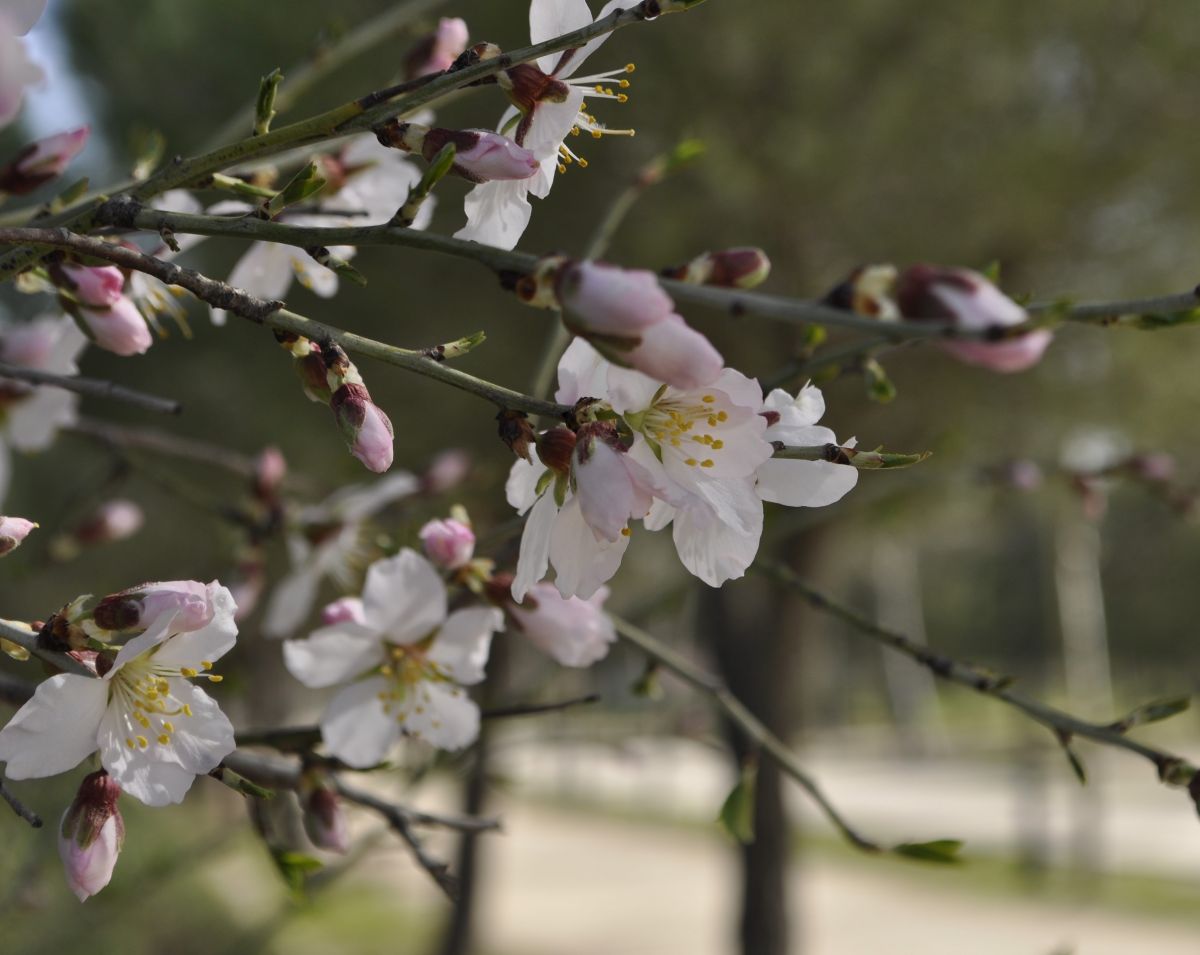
xmin=0 ymin=361 xmax=181 ymax=415
xmin=754 ymin=560 xmax=1200 ymax=797
xmin=0 ymin=781 xmax=42 ymax=828
xmin=610 ymin=614 xmax=882 ymax=853
xmin=481 ymin=693 xmax=601 ymax=720
xmin=68 ymin=418 xmax=260 ymax=478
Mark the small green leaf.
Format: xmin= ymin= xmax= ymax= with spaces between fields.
xmin=265 ymin=161 xmax=326 ymax=217
xmin=1107 ymin=695 xmax=1190 ymax=733
xmin=272 ymin=849 xmax=323 ymax=898
xmin=862 ymin=357 xmax=897 ymax=404
xmin=1054 ymin=729 xmax=1087 ymax=785
xmin=50 ymin=177 xmax=89 ymax=211
xmin=717 ymin=759 xmax=758 ymax=844
xmin=892 ymin=839 xmax=964 ymax=864
xmin=255 ymin=68 xmax=284 ymax=136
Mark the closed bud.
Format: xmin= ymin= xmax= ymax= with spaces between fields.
xmin=403 ymin=16 xmax=469 ymax=79
xmin=254 ymin=446 xmax=287 ymax=499
xmin=497 ymin=408 xmax=535 ymax=462
xmin=423 ymin=128 xmax=538 ymax=183
xmin=92 ymin=580 xmax=213 ymax=633
xmin=300 ymin=775 xmax=350 ymax=854
xmin=421 ymin=448 xmax=471 ymax=494
xmin=536 ymin=426 xmax=577 ymax=475
xmin=895 ymin=264 xmax=1052 ymax=373
xmin=626 ymin=313 xmax=723 ymax=390
xmin=558 ymin=260 xmax=673 ymax=336
xmin=823 ymin=263 xmax=900 ymax=319
xmin=59 ymin=770 xmax=124 ymax=902
xmin=331 ymin=383 xmax=394 ymax=473
xmin=0 ymin=515 xmax=36 ymax=555
xmin=53 ymin=262 xmax=124 ymax=308
xmin=76 ymin=295 xmax=153 ymax=356
xmin=661 ymin=247 xmax=771 ymax=289
xmin=0 ymin=125 xmax=89 ymax=195
xmin=419 ymin=517 xmax=475 ymax=570
xmin=500 ymin=63 xmax=570 ymax=112
xmin=295 ymin=350 xmax=332 ymax=403
xmin=52 ymin=499 xmax=143 ymax=559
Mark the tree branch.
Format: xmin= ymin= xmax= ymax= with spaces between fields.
xmin=0 ymin=781 xmax=42 ymax=828
xmin=0 ymin=360 xmax=181 ymax=415
xmin=0 ymin=620 xmax=96 ymax=678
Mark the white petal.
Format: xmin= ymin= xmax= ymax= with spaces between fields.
xmin=455 ymin=180 xmax=533 ymax=251
xmin=328 ymin=470 xmax=419 ymax=520
xmin=109 ymin=608 xmax=182 ymax=673
xmin=399 ymin=682 xmax=480 ymax=751
xmin=320 ymin=677 xmax=398 ymax=769
xmin=283 ymin=625 xmax=384 ymax=688
xmin=530 ymin=0 xmax=595 ymax=72
xmin=158 ymin=682 xmax=236 ymax=775
xmin=643 ymin=497 xmax=676 ymax=531
xmin=709 ymin=368 xmax=764 ymax=410
xmin=605 ymin=364 xmax=662 ymax=414
xmin=556 ymin=0 xmax=641 ymax=78
xmin=522 ymin=91 xmax=585 ymax=166
xmin=756 ymin=459 xmax=859 ymax=508
xmin=262 ymin=563 xmax=323 ymax=638
xmin=512 ymin=491 xmax=558 ymax=601
xmin=428 ymin=607 xmax=502 ymax=685
xmin=549 ymin=495 xmax=628 ymax=598
xmin=151 ymin=584 xmax=239 ymax=668
xmin=574 ymin=440 xmax=637 ymax=541
xmin=360 ymin=549 xmax=447 ymax=642
xmin=0 ymin=675 xmax=104 ymax=778
xmin=555 ymin=338 xmax=610 ymax=405
xmin=506 ymin=456 xmax=549 ymax=514
xmin=672 ymin=491 xmax=763 ymax=587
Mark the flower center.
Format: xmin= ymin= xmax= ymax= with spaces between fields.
xmin=642 ymin=393 xmax=729 ymax=468
xmin=556 ymin=64 xmax=637 ymax=174
xmin=110 ymin=654 xmax=221 ymax=751
xmin=375 ymin=642 xmax=458 ymax=728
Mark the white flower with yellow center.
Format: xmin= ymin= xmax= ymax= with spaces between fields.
xmin=283 ymin=549 xmax=503 ymax=766
xmin=0 ymin=583 xmax=238 ymax=807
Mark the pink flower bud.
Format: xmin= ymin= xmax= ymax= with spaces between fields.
xmin=72 ymin=499 xmax=143 ymax=545
xmin=627 ymin=313 xmax=723 ymax=389
xmin=434 ymin=129 xmax=538 ymax=182
xmin=77 ymin=295 xmax=153 ymax=356
xmin=58 ymin=770 xmax=124 ymax=902
xmin=332 ymin=383 xmax=394 ymax=473
xmin=663 ymin=248 xmax=771 ymax=289
xmin=558 ymin=261 xmax=674 ymax=337
xmin=896 ymin=264 xmax=1052 ymax=373
xmin=419 ymin=517 xmax=475 ymax=569
xmin=320 ymin=596 xmax=367 ymax=626
xmin=511 ymin=583 xmax=616 ymax=667
xmin=0 ymin=515 xmax=36 ymax=555
xmin=56 ymin=262 xmax=124 ymax=308
xmin=0 ymin=316 xmax=56 ymax=366
xmin=254 ymin=446 xmax=287 ymax=498
xmin=93 ymin=580 xmax=213 ymax=633
xmin=404 ymin=17 xmax=469 ymax=78
xmin=301 ymin=780 xmax=350 ymax=854
xmin=422 ymin=449 xmax=471 ymax=494
xmin=0 ymin=125 xmax=89 ymax=194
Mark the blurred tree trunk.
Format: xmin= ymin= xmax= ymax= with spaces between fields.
xmin=433 ymin=638 xmax=508 ymax=955
xmin=701 ymin=570 xmax=796 ymax=955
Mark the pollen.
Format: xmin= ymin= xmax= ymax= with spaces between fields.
xmin=701 ymin=459 xmax=715 ymax=468
xmin=621 ymin=526 xmax=632 ymax=537
xmin=136 ymin=735 xmax=148 ymax=749
xmin=157 ymin=734 xmax=171 ymax=745
xmin=711 ymin=440 xmax=724 ymax=450
xmin=207 ymin=674 xmax=223 ymax=683
xmin=685 ymin=458 xmax=698 ymax=467
xmin=180 ymin=667 xmax=198 ymax=678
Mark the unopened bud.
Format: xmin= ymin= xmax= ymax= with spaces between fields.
xmin=254 ymin=446 xmax=287 ymax=499
xmin=536 ymin=426 xmax=577 ymax=475
xmin=419 ymin=517 xmax=475 ymax=570
xmin=500 ymin=63 xmax=570 ymax=112
xmin=53 ymin=262 xmax=124 ymax=308
xmin=558 ymin=260 xmax=673 ymax=336
xmin=92 ymin=580 xmax=212 ymax=633
xmin=421 ymin=448 xmax=471 ymax=494
xmin=497 ymin=409 xmax=535 ymax=462
xmin=300 ymin=775 xmax=349 ymax=854
xmin=0 ymin=126 xmax=89 ymax=195
xmin=0 ymin=515 xmax=36 ymax=555
xmin=1129 ymin=452 xmax=1176 ymax=484
xmin=403 ymin=17 xmax=469 ymax=79
xmin=895 ymin=264 xmax=1052 ymax=373
xmin=512 ymin=255 xmax=567 ymax=310
xmin=52 ymin=499 xmax=142 ymax=559
xmin=661 ymin=247 xmax=771 ymax=289
xmin=58 ymin=770 xmax=124 ymax=902
xmin=76 ymin=296 xmax=153 ymax=356
xmin=331 ymin=383 xmax=394 ymax=473
xmin=823 ymin=264 xmax=900 ymax=319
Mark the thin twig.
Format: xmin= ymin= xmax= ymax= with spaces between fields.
xmin=610 ymin=614 xmax=882 ymax=852
xmin=67 ymin=418 xmax=260 ymax=477
xmin=481 ymin=693 xmax=601 ymax=720
xmin=0 ymin=361 xmax=181 ymax=415
xmin=0 ymin=672 xmax=35 ymax=707
xmin=753 ymin=560 xmax=1200 ymax=793
xmin=0 ymin=781 xmax=42 ymax=828
xmin=335 ymin=781 xmax=501 ymax=834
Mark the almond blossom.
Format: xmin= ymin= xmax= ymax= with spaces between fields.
xmin=263 ymin=471 xmax=420 ymax=636
xmin=455 ymin=0 xmax=638 ymax=249
xmin=0 ymin=313 xmax=88 ymax=501
xmin=0 ymin=5 xmax=44 ymax=129
xmin=509 ymin=581 xmax=617 ymax=667
xmin=283 ymin=549 xmax=504 ymax=765
xmin=0 ymin=581 xmax=238 ymax=807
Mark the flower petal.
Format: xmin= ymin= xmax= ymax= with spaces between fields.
xmin=360 ymin=549 xmax=447 ymax=642
xmin=399 ymin=682 xmax=480 ymax=751
xmin=263 ymin=562 xmax=323 ymax=638
xmin=512 ymin=490 xmax=558 ymax=601
xmin=0 ymin=675 xmax=104 ymax=778
xmin=283 ymin=626 xmax=385 ymax=688
xmin=428 ymin=607 xmax=502 ymax=685
xmin=150 ymin=584 xmax=238 ymax=668
xmin=549 ymin=494 xmax=628 ymax=598
xmin=320 ymin=676 xmax=397 ymax=769
xmin=455 ymin=179 xmax=533 ymax=251
xmin=672 ymin=489 xmax=763 ymax=587
xmin=530 ymin=0 xmax=595 ymax=72
xmin=756 ymin=458 xmax=859 ymax=508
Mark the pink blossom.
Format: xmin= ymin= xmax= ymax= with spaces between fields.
xmin=254 ymin=446 xmax=287 ymax=498
xmin=559 ymin=261 xmax=674 ymax=337
xmin=419 ymin=517 xmax=476 ymax=569
xmin=422 ymin=449 xmax=471 ymax=494
xmin=302 ymin=783 xmax=350 ymax=854
xmin=58 ymin=770 xmax=124 ymax=902
xmin=896 ymin=264 xmax=1052 ymax=373
xmin=332 ymin=384 xmax=394 ymax=473
xmin=451 ymin=130 xmax=539 ymax=182
xmin=626 ymin=313 xmax=724 ymax=389
xmin=72 ymin=499 xmax=143 ymax=545
xmin=405 ymin=16 xmax=469 ymax=78
xmin=0 ymin=515 xmax=36 ymax=554
xmin=0 ymin=126 xmax=89 ymax=194
xmin=320 ymin=596 xmax=367 ymax=627
xmin=510 ymin=582 xmax=616 ymax=668
xmin=77 ymin=296 xmax=153 ymax=356
xmin=57 ymin=262 xmax=124 ymax=308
